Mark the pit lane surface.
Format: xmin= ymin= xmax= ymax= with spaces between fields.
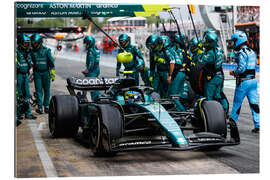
xmin=16 ymin=50 xmax=259 ymax=177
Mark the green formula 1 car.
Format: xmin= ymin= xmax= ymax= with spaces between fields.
xmin=48 ymin=75 xmax=240 ymax=157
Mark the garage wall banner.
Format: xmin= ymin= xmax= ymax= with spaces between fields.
xmin=15 ymin=2 xmax=145 ymax=17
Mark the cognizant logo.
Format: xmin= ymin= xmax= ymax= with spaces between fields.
xmin=16 ymin=3 xmax=44 ymax=10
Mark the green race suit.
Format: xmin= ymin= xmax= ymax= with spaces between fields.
xmin=31 ymin=45 xmax=55 ymax=109
xmin=168 ymin=48 xmax=186 ymax=112
xmin=150 ymin=46 xmax=186 ymax=111
xmin=150 ymin=49 xmax=169 ymax=98
xmin=16 ymin=48 xmax=33 ymax=116
xmin=198 ymin=47 xmax=228 ymax=113
xmin=86 ymin=46 xmax=101 ymax=101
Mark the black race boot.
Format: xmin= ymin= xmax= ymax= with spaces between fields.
xmin=36 ymin=108 xmax=43 ymax=114
xmin=251 ymin=128 xmax=260 ymax=133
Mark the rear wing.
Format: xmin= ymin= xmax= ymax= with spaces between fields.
xmin=67 ymin=77 xmax=119 ymax=91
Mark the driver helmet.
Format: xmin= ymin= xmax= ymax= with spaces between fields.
xmin=118 ymin=34 xmax=130 ymax=48
xmin=17 ymin=33 xmax=31 ymax=50
xmin=124 ymin=91 xmax=141 ymax=102
xmin=31 ymin=33 xmax=44 ymax=50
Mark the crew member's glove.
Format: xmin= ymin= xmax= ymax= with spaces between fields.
xmin=198 ymin=42 xmax=203 ymax=49
xmin=154 ymin=56 xmax=165 ymax=64
xmin=149 ymin=76 xmax=153 ymax=86
xmin=229 ymin=70 xmax=236 ymax=77
xmin=50 ymin=69 xmax=55 ymax=81
xmin=190 ymin=62 xmax=196 ymax=67
xmin=149 ymin=76 xmax=153 ymax=83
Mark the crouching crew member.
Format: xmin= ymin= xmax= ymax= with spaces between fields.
xmin=229 ymin=31 xmax=260 ymax=133
xmin=31 ymin=34 xmax=55 ymax=114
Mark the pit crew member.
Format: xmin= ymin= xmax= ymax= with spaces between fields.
xmin=16 ymin=33 xmax=37 ymax=120
xmin=229 ymin=31 xmax=260 ymax=133
xmin=30 ymin=33 xmax=55 ymax=114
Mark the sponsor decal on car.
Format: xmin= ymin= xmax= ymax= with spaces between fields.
xmin=188 ymin=137 xmax=223 ymax=143
xmin=74 ymin=77 xmax=118 ymax=86
xmin=117 ymin=141 xmax=152 ymax=147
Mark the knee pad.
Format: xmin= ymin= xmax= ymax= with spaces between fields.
xmin=250 ymin=103 xmax=260 ymax=114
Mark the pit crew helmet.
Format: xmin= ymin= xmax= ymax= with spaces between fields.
xmin=31 ymin=33 xmax=44 ymax=50
xmin=83 ymin=36 xmax=95 ymax=48
xmin=203 ymin=29 xmax=216 ymax=39
xmin=159 ymin=35 xmax=171 ymax=49
xmin=203 ymin=29 xmax=218 ymax=49
xmin=189 ymin=37 xmax=202 ymax=53
xmin=173 ymin=33 xmax=185 ymax=47
xmin=146 ymin=34 xmax=161 ymax=52
xmin=124 ymin=91 xmax=142 ymax=102
xmin=231 ymin=31 xmax=248 ymax=49
xmin=119 ymin=34 xmax=130 ymax=48
xmin=17 ymin=33 xmax=31 ymax=50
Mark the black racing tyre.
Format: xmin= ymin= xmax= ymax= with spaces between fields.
xmin=49 ymin=95 xmax=79 ymax=137
xmin=89 ymin=106 xmax=117 ymax=157
xmin=202 ymin=100 xmax=227 ymax=138
xmin=200 ymin=100 xmax=227 ymax=151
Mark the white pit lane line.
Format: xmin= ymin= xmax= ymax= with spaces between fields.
xmin=27 ymin=120 xmax=58 ymax=177
xmin=38 ymin=122 xmax=46 ymax=131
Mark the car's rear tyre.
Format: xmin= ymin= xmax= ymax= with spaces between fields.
xmin=49 ymin=95 xmax=79 ymax=137
xmin=198 ymin=100 xmax=227 ymax=151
